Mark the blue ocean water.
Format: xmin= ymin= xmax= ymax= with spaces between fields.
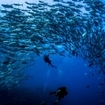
xmin=18 ymin=55 xmax=105 ymax=105
xmin=0 ymin=0 xmax=105 ymax=105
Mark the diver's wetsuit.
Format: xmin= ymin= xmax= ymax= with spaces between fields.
xmin=44 ymin=55 xmax=56 ymax=68
xmin=56 ymin=87 xmax=68 ymax=101
xmin=50 ymin=87 xmax=68 ymax=105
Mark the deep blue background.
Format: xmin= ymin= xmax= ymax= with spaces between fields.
xmin=20 ymin=55 xmax=105 ymax=105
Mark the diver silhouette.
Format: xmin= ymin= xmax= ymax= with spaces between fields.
xmin=50 ymin=86 xmax=68 ymax=105
xmin=44 ymin=54 xmax=57 ymax=68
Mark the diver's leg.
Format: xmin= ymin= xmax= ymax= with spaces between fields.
xmin=50 ymin=63 xmax=57 ymax=68
xmin=54 ymin=99 xmax=60 ymax=105
xmin=54 ymin=96 xmax=62 ymax=105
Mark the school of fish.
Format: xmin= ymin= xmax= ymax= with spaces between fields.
xmin=0 ymin=0 xmax=105 ymax=89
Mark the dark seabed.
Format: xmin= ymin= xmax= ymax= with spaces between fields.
xmin=0 ymin=0 xmax=105 ymax=105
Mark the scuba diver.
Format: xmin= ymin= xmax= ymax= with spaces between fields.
xmin=44 ymin=54 xmax=57 ymax=68
xmin=49 ymin=86 xmax=68 ymax=105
